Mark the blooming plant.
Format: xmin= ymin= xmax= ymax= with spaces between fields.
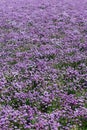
xmin=0 ymin=0 xmax=87 ymax=130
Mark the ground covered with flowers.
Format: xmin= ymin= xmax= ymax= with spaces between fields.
xmin=0 ymin=0 xmax=87 ymax=130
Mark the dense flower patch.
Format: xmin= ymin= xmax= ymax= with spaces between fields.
xmin=0 ymin=0 xmax=87 ymax=130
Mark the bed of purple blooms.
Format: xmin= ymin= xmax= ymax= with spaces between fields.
xmin=0 ymin=0 xmax=87 ymax=130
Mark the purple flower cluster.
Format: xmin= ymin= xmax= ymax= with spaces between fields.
xmin=0 ymin=0 xmax=87 ymax=129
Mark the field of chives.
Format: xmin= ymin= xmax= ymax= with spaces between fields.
xmin=0 ymin=0 xmax=87 ymax=130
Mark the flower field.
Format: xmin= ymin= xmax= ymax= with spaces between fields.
xmin=0 ymin=0 xmax=87 ymax=130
